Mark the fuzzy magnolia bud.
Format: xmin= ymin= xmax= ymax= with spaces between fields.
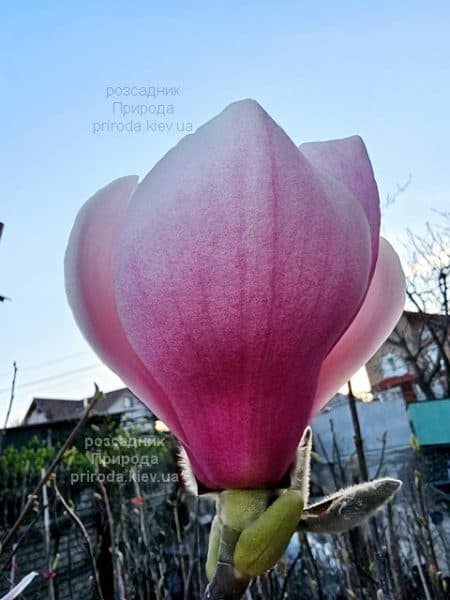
xmin=233 ymin=490 xmax=303 ymax=577
xmin=299 ymin=478 xmax=401 ymax=534
xmin=219 ymin=489 xmax=272 ymax=532
xmin=290 ymin=426 xmax=313 ymax=504
xmin=206 ymin=516 xmax=221 ymax=582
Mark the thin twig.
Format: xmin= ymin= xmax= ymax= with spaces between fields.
xmin=347 ymin=382 xmax=389 ymax=596
xmin=0 ymin=362 xmax=18 ymax=455
xmin=41 ymin=467 xmax=55 ymax=600
xmin=278 ymin=548 xmax=301 ymax=600
xmin=374 ymin=432 xmax=387 ymax=479
xmin=52 ymin=478 xmax=105 ymax=600
xmin=302 ymin=532 xmax=325 ymax=600
xmin=0 ymin=385 xmax=103 ymax=555
xmin=173 ymin=494 xmax=188 ymax=591
xmin=329 ymin=419 xmax=347 ymax=486
xmin=98 ymin=480 xmax=127 ymax=600
xmin=0 ymin=505 xmax=45 ymax=576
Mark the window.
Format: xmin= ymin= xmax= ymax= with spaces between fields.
xmin=381 ymin=353 xmax=407 ymax=378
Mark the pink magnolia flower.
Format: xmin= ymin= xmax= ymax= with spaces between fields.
xmin=65 ymin=100 xmax=405 ymax=491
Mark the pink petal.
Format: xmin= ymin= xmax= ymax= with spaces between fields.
xmin=313 ymin=238 xmax=406 ymax=412
xmin=64 ymin=177 xmax=186 ymax=441
xmin=114 ymin=100 xmax=372 ymax=489
xmin=300 ymin=136 xmax=380 ymax=278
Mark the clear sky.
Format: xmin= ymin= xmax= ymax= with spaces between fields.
xmin=1 ymin=1 xmax=449 ymax=424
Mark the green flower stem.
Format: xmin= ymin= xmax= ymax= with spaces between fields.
xmin=203 ymin=562 xmax=250 ymax=600
xmin=203 ymin=489 xmax=272 ymax=599
xmin=203 ymin=488 xmax=303 ymax=600
xmin=203 ymin=523 xmax=251 ymax=600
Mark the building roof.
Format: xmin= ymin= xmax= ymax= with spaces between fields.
xmin=22 ymin=388 xmax=148 ymax=425
xmin=88 ymin=387 xmax=132 ymax=414
xmin=373 ymin=373 xmax=415 ymax=391
xmin=403 ymin=310 xmax=448 ymax=325
xmin=23 ymin=398 xmax=83 ymax=423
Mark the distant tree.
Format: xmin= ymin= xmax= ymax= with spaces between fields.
xmin=390 ymin=212 xmax=450 ymax=399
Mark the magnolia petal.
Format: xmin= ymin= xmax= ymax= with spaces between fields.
xmin=300 ymin=136 xmax=380 ymax=278
xmin=313 ymin=238 xmax=406 ymax=412
xmin=64 ymin=177 xmax=186 ymax=441
xmin=115 ymin=99 xmax=372 ymax=489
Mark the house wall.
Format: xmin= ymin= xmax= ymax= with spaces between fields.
xmin=366 ymin=341 xmax=412 ymax=388
xmin=25 ymin=409 xmax=47 ymax=425
xmin=311 ymin=395 xmax=412 ymax=461
xmin=366 ymin=312 xmax=450 ymax=400
xmin=113 ymin=395 xmax=154 ymax=421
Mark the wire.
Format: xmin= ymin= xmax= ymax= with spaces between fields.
xmin=0 ymin=364 xmax=102 ymax=394
xmin=0 ymin=351 xmax=92 ymax=378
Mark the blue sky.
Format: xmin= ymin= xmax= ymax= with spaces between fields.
xmin=1 ymin=1 xmax=449 ymax=423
